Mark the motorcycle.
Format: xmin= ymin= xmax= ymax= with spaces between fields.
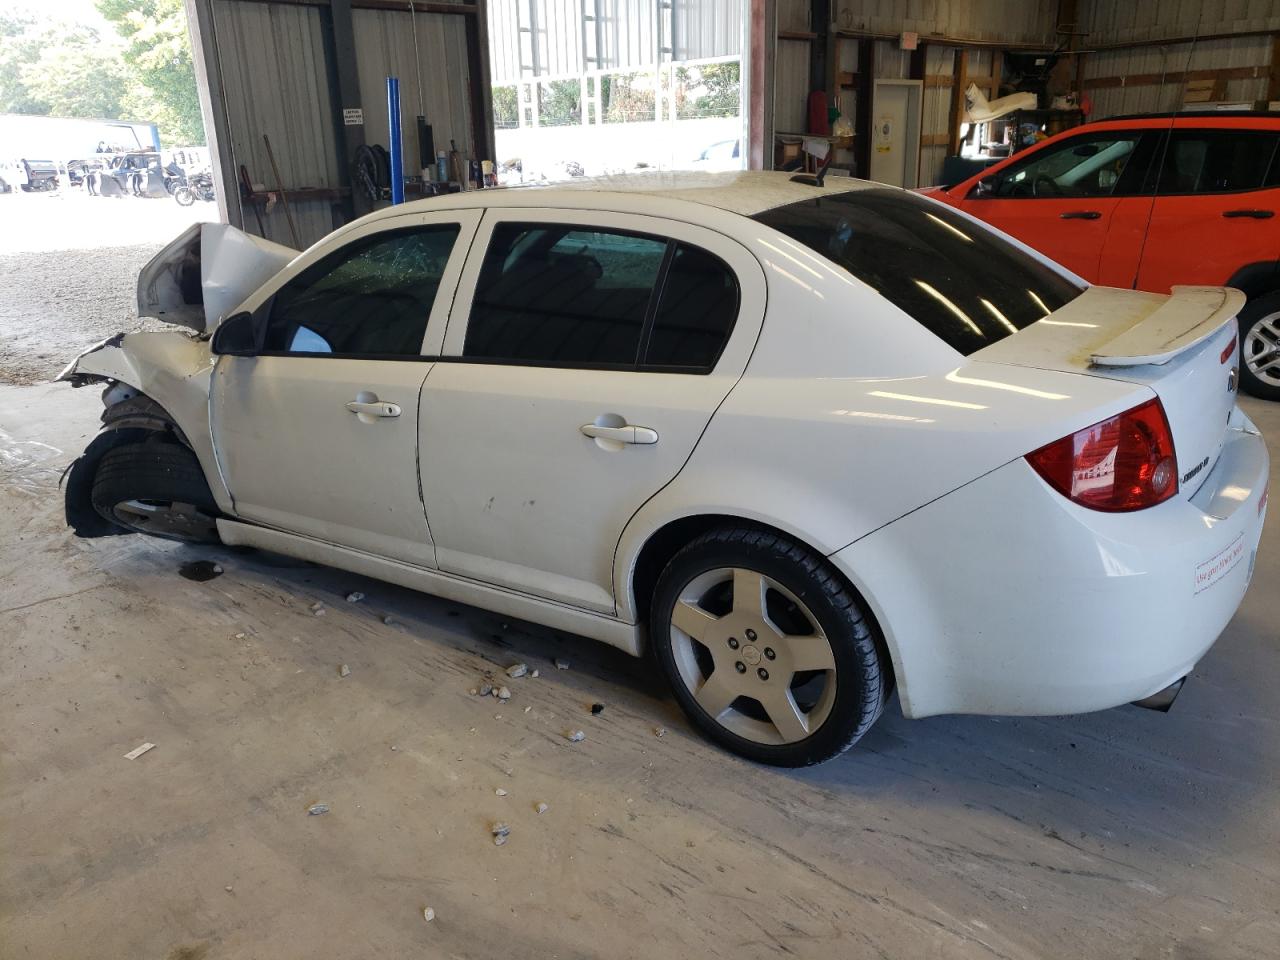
xmin=173 ymin=171 xmax=215 ymax=206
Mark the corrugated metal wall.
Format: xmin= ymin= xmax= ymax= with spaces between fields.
xmin=353 ymin=8 xmax=473 ymax=168
xmin=202 ymin=0 xmax=479 ymax=248
xmin=487 ymin=0 xmax=742 ymax=83
xmin=834 ymin=0 xmax=1058 ymax=44
xmin=211 ymin=0 xmax=340 ymax=246
xmin=1081 ymin=0 xmax=1280 ymax=118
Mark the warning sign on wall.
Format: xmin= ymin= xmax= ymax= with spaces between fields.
xmin=875 ymin=117 xmax=894 ymax=154
xmin=343 ymin=108 xmax=364 ymax=126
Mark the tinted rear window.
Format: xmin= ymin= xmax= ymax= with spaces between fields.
xmin=753 ymin=189 xmax=1083 ymax=355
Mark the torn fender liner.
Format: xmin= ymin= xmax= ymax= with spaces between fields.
xmin=64 ymin=428 xmax=153 ymax=537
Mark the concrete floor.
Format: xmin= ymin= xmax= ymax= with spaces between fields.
xmin=2 ymin=380 xmax=1278 ymax=960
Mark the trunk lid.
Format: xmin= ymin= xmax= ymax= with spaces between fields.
xmin=975 ymin=284 xmax=1244 ymax=500
xmin=137 ymin=222 xmax=298 ymax=332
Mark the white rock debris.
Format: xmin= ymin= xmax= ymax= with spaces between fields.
xmin=506 ymin=663 xmax=528 ymax=679
xmin=566 ymin=730 xmax=585 ymax=743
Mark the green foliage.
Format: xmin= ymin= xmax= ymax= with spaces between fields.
xmin=493 ymin=84 xmax=518 ymax=129
xmin=675 ymin=61 xmax=740 ymax=119
xmin=0 ymin=1 xmax=204 ymax=146
xmin=96 ymin=0 xmax=204 ymax=144
xmin=603 ymin=73 xmax=655 ymax=124
xmin=538 ymin=79 xmax=581 ymax=126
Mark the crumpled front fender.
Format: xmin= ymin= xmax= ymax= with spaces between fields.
xmin=57 ymin=331 xmax=230 ymax=513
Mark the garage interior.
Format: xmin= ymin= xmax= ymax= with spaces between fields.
xmin=3 ymin=1 xmax=1280 ymax=958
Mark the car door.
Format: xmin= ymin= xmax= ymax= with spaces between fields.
xmin=957 ymin=128 xmax=1157 ymax=282
xmin=418 ymin=209 xmax=766 ymax=614
xmin=1135 ymin=127 xmax=1280 ymax=293
xmin=210 ymin=210 xmax=479 ymax=567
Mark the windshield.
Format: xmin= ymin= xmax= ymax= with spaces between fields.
xmin=753 ymin=188 xmax=1083 ymax=355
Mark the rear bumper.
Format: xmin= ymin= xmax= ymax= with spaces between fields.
xmin=831 ymin=408 xmax=1269 ymax=719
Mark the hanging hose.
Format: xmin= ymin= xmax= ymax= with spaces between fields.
xmin=353 ymin=143 xmax=391 ymax=204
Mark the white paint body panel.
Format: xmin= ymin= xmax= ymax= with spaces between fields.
xmin=59 ymin=172 xmax=1271 ymax=720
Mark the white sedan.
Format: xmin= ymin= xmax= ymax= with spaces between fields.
xmin=59 ymin=171 xmax=1269 ymax=766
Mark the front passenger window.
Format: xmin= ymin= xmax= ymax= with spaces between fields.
xmin=987 ymin=133 xmax=1147 ymax=199
xmin=265 ymin=225 xmax=460 ymax=356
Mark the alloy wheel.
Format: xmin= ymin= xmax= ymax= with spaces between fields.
xmin=111 ymin=499 xmax=220 ymax=543
xmin=1244 ymin=311 xmax=1280 ymax=387
xmin=668 ymin=567 xmax=837 ymax=745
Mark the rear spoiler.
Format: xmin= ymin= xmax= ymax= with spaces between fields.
xmin=1091 ymin=285 xmax=1244 ymax=367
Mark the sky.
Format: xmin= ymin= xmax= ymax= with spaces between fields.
xmin=5 ymin=0 xmax=113 ymax=30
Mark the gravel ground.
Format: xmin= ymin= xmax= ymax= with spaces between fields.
xmin=0 ymin=190 xmax=213 ymax=386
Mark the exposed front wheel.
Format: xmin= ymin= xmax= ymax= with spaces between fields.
xmin=90 ymin=442 xmax=221 ymax=543
xmin=173 ymin=186 xmax=196 ymax=206
xmin=651 ymin=527 xmax=886 ymax=766
xmin=1239 ymin=294 xmax=1280 ymax=401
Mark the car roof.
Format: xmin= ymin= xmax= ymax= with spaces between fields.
xmin=1080 ymin=111 xmax=1280 ymax=128
xmin=379 ymin=170 xmax=886 ymax=220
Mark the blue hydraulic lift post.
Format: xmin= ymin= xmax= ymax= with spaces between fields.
xmin=387 ymin=76 xmax=404 ymax=205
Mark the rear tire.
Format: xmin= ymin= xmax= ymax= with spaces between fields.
xmin=1238 ymin=293 xmax=1280 ymax=401
xmin=650 ymin=526 xmax=885 ymax=767
xmin=90 ymin=442 xmax=221 ymax=543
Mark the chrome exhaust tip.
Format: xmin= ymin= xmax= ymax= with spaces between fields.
xmin=1131 ymin=677 xmax=1186 ymax=713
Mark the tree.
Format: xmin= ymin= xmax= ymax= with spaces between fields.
xmin=96 ymin=0 xmax=204 ymax=144
xmin=1 ymin=14 xmax=129 ymax=119
xmin=492 ymin=85 xmax=518 ymax=129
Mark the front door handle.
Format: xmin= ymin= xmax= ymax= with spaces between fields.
xmin=1059 ymin=210 xmax=1102 ymax=220
xmin=1223 ymin=209 xmax=1274 ymax=219
xmin=580 ymin=423 xmax=659 ymax=445
xmin=346 ymin=399 xmax=401 ymax=419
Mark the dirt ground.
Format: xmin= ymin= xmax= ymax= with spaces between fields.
xmin=1 ymin=227 xmax=1279 ymax=958
xmin=0 ymin=190 xmax=214 ymax=386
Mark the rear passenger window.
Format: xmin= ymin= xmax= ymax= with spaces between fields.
xmin=1156 ymin=130 xmax=1280 ymax=194
xmin=266 ymin=225 xmax=459 ymax=356
xmin=645 ymin=244 xmax=739 ymax=370
xmin=465 ymin=224 xmax=667 ymax=365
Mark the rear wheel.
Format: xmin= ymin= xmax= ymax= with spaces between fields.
xmin=90 ymin=442 xmax=220 ymax=543
xmin=650 ymin=527 xmax=885 ymax=766
xmin=1239 ymin=293 xmax=1280 ymax=401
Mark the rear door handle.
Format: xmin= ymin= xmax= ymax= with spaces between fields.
xmin=1059 ymin=210 xmax=1102 ymax=220
xmin=1223 ymin=209 xmax=1274 ymax=219
xmin=580 ymin=423 xmax=659 ymax=444
xmin=346 ymin=399 xmax=401 ymax=418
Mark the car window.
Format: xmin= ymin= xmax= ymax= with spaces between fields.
xmin=644 ymin=244 xmax=739 ymax=370
xmin=753 ymin=188 xmax=1084 ymax=356
xmin=1155 ymin=130 xmax=1280 ymax=194
xmin=989 ymin=132 xmax=1149 ymax=199
xmin=464 ymin=223 xmax=668 ymax=366
xmin=265 ymin=225 xmax=460 ymax=356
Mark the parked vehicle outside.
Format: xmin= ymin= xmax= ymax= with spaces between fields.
xmin=57 ymin=172 xmax=1269 ymax=766
xmin=923 ymin=112 xmax=1280 ymax=400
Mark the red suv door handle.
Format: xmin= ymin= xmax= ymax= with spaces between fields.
xmin=1059 ymin=210 xmax=1102 ymax=220
xmin=1223 ymin=209 xmax=1274 ymax=219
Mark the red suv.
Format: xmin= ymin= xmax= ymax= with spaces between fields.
xmin=925 ymin=112 xmax=1280 ymax=399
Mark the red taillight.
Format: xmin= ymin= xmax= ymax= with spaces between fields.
xmin=1026 ymin=399 xmax=1178 ymax=512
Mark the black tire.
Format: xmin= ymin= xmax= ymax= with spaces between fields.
xmin=90 ymin=441 xmax=221 ymax=543
xmin=173 ymin=186 xmax=195 ymax=206
xmin=650 ymin=527 xmax=885 ymax=767
xmin=1238 ymin=292 xmax=1280 ymax=401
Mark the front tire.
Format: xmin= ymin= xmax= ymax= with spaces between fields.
xmin=90 ymin=441 xmax=221 ymax=543
xmin=650 ymin=527 xmax=885 ymax=766
xmin=173 ymin=186 xmax=195 ymax=206
xmin=1239 ymin=293 xmax=1280 ymax=401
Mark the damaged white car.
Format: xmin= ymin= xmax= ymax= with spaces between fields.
xmin=60 ymin=171 xmax=1269 ymax=766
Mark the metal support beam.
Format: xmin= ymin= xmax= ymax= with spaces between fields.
xmin=328 ymin=0 xmax=371 ymax=218
xmin=853 ymin=38 xmax=873 ymax=178
xmin=183 ymin=0 xmax=241 ymax=228
xmin=466 ymin=0 xmax=496 ymax=163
